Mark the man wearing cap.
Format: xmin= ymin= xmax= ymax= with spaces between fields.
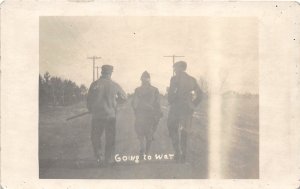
xmin=87 ymin=65 xmax=127 ymax=166
xmin=167 ymin=61 xmax=203 ymax=163
xmin=132 ymin=71 xmax=162 ymax=158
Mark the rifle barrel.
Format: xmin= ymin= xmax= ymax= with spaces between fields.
xmin=66 ymin=111 xmax=90 ymax=121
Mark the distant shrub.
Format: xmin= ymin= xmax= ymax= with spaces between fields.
xmin=39 ymin=72 xmax=88 ymax=107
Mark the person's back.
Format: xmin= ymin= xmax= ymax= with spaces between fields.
xmin=132 ymin=71 xmax=162 ymax=156
xmin=133 ymin=84 xmax=160 ymax=114
xmin=167 ymin=61 xmax=202 ymax=162
xmin=168 ymin=71 xmax=202 ymax=116
xmin=87 ymin=77 xmax=125 ymax=118
xmin=86 ymin=65 xmax=126 ymax=165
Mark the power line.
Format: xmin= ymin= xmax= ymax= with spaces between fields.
xmin=87 ymin=56 xmax=101 ymax=82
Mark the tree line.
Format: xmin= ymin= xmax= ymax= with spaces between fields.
xmin=39 ymin=72 xmax=88 ymax=107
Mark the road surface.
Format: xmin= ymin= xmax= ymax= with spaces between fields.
xmin=39 ymin=97 xmax=258 ymax=179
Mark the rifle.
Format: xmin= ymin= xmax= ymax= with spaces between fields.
xmin=66 ymin=96 xmax=126 ymax=121
xmin=66 ymin=111 xmax=90 ymax=121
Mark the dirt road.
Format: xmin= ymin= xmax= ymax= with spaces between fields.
xmin=39 ymin=97 xmax=258 ymax=179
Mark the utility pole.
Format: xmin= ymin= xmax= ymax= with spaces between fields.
xmin=96 ymin=66 xmax=101 ymax=79
xmin=87 ymin=56 xmax=101 ymax=82
xmin=163 ymin=55 xmax=185 ymax=76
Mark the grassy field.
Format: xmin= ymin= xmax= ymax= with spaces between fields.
xmin=39 ymin=96 xmax=258 ymax=179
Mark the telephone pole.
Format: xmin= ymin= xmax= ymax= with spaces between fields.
xmin=163 ymin=55 xmax=185 ymax=75
xmin=87 ymin=56 xmax=101 ymax=82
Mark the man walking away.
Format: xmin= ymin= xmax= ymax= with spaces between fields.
xmin=132 ymin=71 xmax=162 ymax=159
xmin=87 ymin=65 xmax=127 ymax=166
xmin=167 ymin=61 xmax=203 ymax=163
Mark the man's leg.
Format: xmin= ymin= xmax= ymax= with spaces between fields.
xmin=180 ymin=115 xmax=193 ymax=162
xmin=167 ymin=112 xmax=180 ymax=161
xmin=145 ymin=135 xmax=152 ymax=155
xmin=104 ymin=118 xmax=116 ymax=164
xmin=91 ymin=117 xmax=105 ymax=162
xmin=180 ymin=129 xmax=188 ymax=162
xmin=134 ymin=117 xmax=145 ymax=157
xmin=139 ymin=136 xmax=145 ymax=159
xmin=145 ymin=116 xmax=157 ymax=154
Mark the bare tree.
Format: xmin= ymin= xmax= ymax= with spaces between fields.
xmin=198 ymin=69 xmax=229 ymax=96
xmin=39 ymin=73 xmax=87 ymax=107
xmin=198 ymin=76 xmax=209 ymax=95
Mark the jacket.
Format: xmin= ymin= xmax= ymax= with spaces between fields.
xmin=168 ymin=72 xmax=202 ymax=115
xmin=87 ymin=77 xmax=127 ymax=119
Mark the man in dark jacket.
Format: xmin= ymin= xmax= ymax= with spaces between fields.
xmin=87 ymin=65 xmax=127 ymax=165
xmin=132 ymin=71 xmax=162 ymax=158
xmin=167 ymin=61 xmax=202 ymax=163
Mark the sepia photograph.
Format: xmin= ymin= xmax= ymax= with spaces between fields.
xmin=2 ymin=1 xmax=300 ymax=188
xmin=38 ymin=16 xmax=259 ymax=179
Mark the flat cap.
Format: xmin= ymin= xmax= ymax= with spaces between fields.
xmin=101 ymin=65 xmax=114 ymax=73
xmin=173 ymin=61 xmax=187 ymax=71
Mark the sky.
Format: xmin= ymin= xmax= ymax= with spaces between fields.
xmin=39 ymin=16 xmax=258 ymax=94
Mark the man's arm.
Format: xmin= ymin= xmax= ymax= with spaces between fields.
xmin=154 ymin=88 xmax=161 ymax=112
xmin=116 ymin=83 xmax=127 ymax=104
xmin=131 ymin=88 xmax=138 ymax=112
xmin=168 ymin=77 xmax=177 ymax=104
xmin=154 ymin=88 xmax=163 ymax=118
xmin=192 ymin=78 xmax=203 ymax=107
xmin=86 ymin=82 xmax=95 ymax=112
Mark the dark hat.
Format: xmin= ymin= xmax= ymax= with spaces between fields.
xmin=101 ymin=65 xmax=113 ymax=73
xmin=141 ymin=71 xmax=150 ymax=79
xmin=173 ymin=61 xmax=187 ymax=71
